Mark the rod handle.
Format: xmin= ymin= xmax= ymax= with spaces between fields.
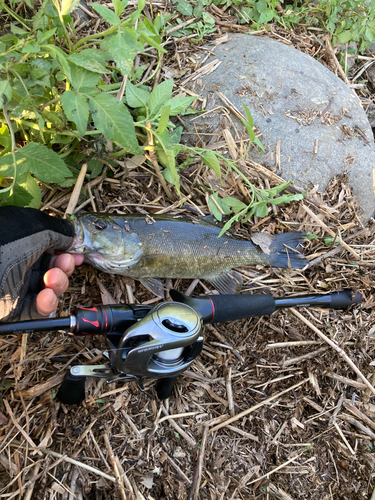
xmin=208 ymin=293 xmax=275 ymax=323
xmin=57 ymin=370 xmax=86 ymax=405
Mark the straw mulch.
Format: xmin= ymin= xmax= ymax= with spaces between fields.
xmin=0 ymin=3 xmax=375 ymax=499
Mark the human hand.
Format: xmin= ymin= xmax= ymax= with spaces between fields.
xmin=36 ymin=253 xmax=84 ymax=317
xmin=0 ymin=207 xmax=77 ymax=322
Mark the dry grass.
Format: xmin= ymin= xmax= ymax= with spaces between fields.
xmin=1 ymin=2 xmax=375 ymax=499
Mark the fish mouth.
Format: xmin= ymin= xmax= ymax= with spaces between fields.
xmin=67 ymin=218 xmax=93 ymax=254
xmin=67 ymin=233 xmax=88 ymax=253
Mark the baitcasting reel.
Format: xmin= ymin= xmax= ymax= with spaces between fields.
xmin=57 ymin=302 xmax=203 ymax=404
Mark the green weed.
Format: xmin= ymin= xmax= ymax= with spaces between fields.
xmin=0 ymin=0 xmax=304 ymax=230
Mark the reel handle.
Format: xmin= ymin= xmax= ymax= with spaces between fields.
xmin=156 ymin=376 xmax=178 ymax=400
xmin=57 ymin=370 xmax=86 ymax=405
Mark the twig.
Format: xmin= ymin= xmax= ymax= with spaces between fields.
xmin=302 ymin=203 xmax=360 ymax=259
xmin=3 ymin=400 xmax=41 ymax=455
xmin=157 ymin=411 xmax=200 ymax=425
xmin=225 ymin=366 xmax=235 ymax=417
xmin=283 ymin=346 xmax=328 ymax=367
xmin=209 ymin=378 xmax=309 ymax=434
xmin=325 ymin=372 xmax=367 ymax=390
xmin=145 ymin=122 xmax=174 ymax=202
xmin=334 ymin=422 xmax=355 ymax=454
xmin=167 ymin=455 xmax=192 ymax=484
xmin=65 ymin=163 xmax=88 ymax=216
xmin=324 ymin=36 xmax=351 ymax=84
xmin=343 ymin=401 xmax=375 ymax=432
xmin=290 ymin=308 xmax=375 ymax=395
xmin=161 ymin=407 xmax=196 ymax=447
xmin=103 ymin=433 xmax=128 ymax=500
xmin=116 ymin=74 xmax=128 ymax=102
xmin=247 ymin=452 xmax=304 ymax=486
xmin=9 ymin=443 xmax=117 ymax=482
xmin=340 ymin=414 xmax=375 ymax=439
xmin=187 ymin=425 xmax=209 ymax=500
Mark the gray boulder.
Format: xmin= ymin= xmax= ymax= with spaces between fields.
xmin=183 ymin=34 xmax=374 ymax=221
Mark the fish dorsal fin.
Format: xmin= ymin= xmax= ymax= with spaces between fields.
xmin=205 ymin=270 xmax=243 ymax=295
xmin=139 ymin=278 xmax=165 ymax=298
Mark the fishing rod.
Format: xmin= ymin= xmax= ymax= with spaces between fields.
xmin=0 ymin=290 xmax=361 ymax=404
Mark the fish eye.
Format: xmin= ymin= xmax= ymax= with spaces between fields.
xmin=94 ymin=219 xmax=107 ymax=230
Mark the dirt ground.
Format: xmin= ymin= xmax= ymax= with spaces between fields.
xmin=1 ymin=2 xmax=375 ymax=499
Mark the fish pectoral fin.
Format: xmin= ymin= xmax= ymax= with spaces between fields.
xmin=205 ymin=270 xmax=243 ymax=295
xmin=139 ymin=278 xmax=165 ymax=298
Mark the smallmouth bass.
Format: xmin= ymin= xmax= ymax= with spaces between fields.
xmin=68 ymin=213 xmax=309 ymax=297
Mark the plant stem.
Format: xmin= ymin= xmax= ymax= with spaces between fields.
xmin=1 ymin=3 xmax=31 ymax=30
xmin=0 ymin=106 xmax=17 ymax=196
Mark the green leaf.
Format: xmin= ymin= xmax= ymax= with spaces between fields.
xmin=126 ymin=81 xmax=150 ymax=108
xmin=163 ymin=148 xmax=180 ymax=194
xmin=61 ymin=91 xmax=89 ymax=136
xmin=167 ymin=96 xmax=196 ymax=116
xmin=253 ymin=202 xmax=268 ymax=217
xmin=175 ymin=0 xmax=193 ymax=15
xmin=194 ymin=0 xmax=204 ymax=18
xmin=10 ymin=23 xmax=28 ymax=35
xmin=87 ymin=159 xmax=103 ymax=178
xmin=258 ymin=8 xmax=275 ymax=23
xmin=0 ymin=80 xmax=12 ymax=107
xmin=201 ymin=151 xmax=221 ymax=178
xmin=69 ymin=65 xmax=101 ymax=90
xmin=202 ymin=11 xmax=215 ymax=29
xmin=23 ymin=172 xmax=41 ymax=208
xmin=0 ymin=125 xmax=11 ymax=153
xmin=162 ymin=167 xmax=174 ymax=184
xmin=240 ymin=103 xmax=256 ymax=141
xmin=220 ymin=196 xmax=247 ymax=213
xmin=365 ymin=27 xmax=374 ymax=42
xmin=21 ymin=41 xmax=40 ymax=53
xmin=41 ymin=44 xmax=71 ymax=82
xmin=208 ymin=194 xmax=223 ymax=221
xmin=256 ymin=0 xmax=267 ymax=13
xmin=91 ymin=3 xmax=121 ymax=25
xmin=253 ymin=136 xmax=264 ymax=153
xmin=60 ymin=0 xmax=81 ymax=16
xmin=113 ymin=0 xmax=125 ymax=16
xmin=269 ymin=193 xmax=304 ymax=205
xmin=264 ymin=181 xmax=291 ymax=198
xmin=138 ymin=0 xmax=146 ymax=10
xmin=89 ymin=93 xmax=142 ymax=154
xmin=138 ymin=31 xmax=167 ymax=53
xmin=156 ymin=105 xmax=171 ymax=133
xmin=69 ymin=50 xmax=109 ymax=74
xmin=169 ymin=126 xmax=183 ymax=144
xmin=0 ymin=183 xmax=33 ymax=207
xmin=149 ymin=79 xmax=174 ymax=116
xmin=109 ymin=30 xmax=137 ymax=76
xmin=336 ymin=30 xmax=353 ymax=43
xmin=20 ymin=143 xmax=72 ymax=183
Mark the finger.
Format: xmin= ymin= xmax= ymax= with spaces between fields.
xmin=43 ymin=268 xmax=69 ymax=296
xmin=51 ymin=253 xmax=84 ymax=276
xmin=36 ymin=288 xmax=58 ymax=317
xmin=52 ymin=254 xmax=75 ymax=276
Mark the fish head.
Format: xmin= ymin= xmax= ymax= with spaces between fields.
xmin=68 ymin=213 xmax=142 ymax=271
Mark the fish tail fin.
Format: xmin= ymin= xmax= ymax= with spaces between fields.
xmin=268 ymin=232 xmax=309 ymax=269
